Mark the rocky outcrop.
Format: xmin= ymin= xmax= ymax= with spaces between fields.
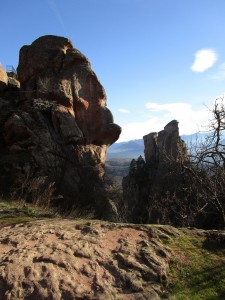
xmin=0 ymin=66 xmax=20 ymax=91
xmin=143 ymin=120 xmax=188 ymax=167
xmin=17 ymin=35 xmax=120 ymax=146
xmin=122 ymin=121 xmax=188 ymax=223
xmin=1 ymin=217 xmax=224 ymax=299
xmin=0 ymin=65 xmax=8 ymax=90
xmin=0 ymin=219 xmax=177 ymax=300
xmin=0 ymin=35 xmax=121 ymax=214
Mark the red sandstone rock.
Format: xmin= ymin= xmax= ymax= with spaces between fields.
xmin=143 ymin=120 xmax=188 ymax=165
xmin=17 ymin=35 xmax=121 ymax=146
xmin=0 ymin=220 xmax=174 ymax=299
xmin=123 ymin=121 xmax=188 ymax=223
xmin=0 ymin=65 xmax=8 ymax=90
xmin=4 ymin=114 xmax=33 ymax=146
xmin=0 ymin=35 xmax=121 ymax=212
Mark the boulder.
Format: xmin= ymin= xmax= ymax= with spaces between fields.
xmin=8 ymin=77 xmax=20 ymax=90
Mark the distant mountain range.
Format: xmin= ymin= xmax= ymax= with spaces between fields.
xmin=107 ymin=132 xmax=208 ymax=160
xmin=107 ymin=139 xmax=144 ymax=159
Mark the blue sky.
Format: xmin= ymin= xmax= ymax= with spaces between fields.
xmin=1 ymin=0 xmax=225 ymax=141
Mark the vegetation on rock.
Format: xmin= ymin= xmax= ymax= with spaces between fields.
xmin=1 ymin=35 xmax=225 ymax=299
xmin=123 ymin=98 xmax=225 ymax=230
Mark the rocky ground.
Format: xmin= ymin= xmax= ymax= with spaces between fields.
xmin=0 ymin=212 xmax=225 ymax=300
xmin=0 ymin=219 xmax=172 ymax=300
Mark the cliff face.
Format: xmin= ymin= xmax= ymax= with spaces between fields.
xmin=0 ymin=35 xmax=121 ymax=213
xmin=143 ymin=120 xmax=188 ymax=168
xmin=17 ymin=35 xmax=120 ymax=146
xmin=123 ymin=121 xmax=188 ymax=223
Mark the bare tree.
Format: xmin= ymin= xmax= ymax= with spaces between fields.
xmin=190 ymin=96 xmax=225 ymax=227
xmin=141 ymin=98 xmax=225 ymax=229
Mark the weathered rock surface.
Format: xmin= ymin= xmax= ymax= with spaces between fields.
xmin=17 ymin=35 xmax=121 ymax=146
xmin=122 ymin=121 xmax=188 ymax=223
xmin=143 ymin=120 xmax=188 ymax=167
xmin=0 ymin=65 xmax=8 ymax=90
xmin=0 ymin=35 xmax=121 ymax=213
xmin=0 ymin=219 xmax=176 ymax=300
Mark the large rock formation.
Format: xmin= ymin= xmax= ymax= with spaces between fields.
xmin=0 ymin=35 xmax=121 ymax=214
xmin=17 ymin=35 xmax=120 ymax=146
xmin=122 ymin=121 xmax=188 ymax=223
xmin=144 ymin=120 xmax=187 ymax=165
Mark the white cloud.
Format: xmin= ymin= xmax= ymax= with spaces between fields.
xmin=118 ymin=102 xmax=211 ymax=142
xmin=190 ymin=49 xmax=217 ymax=72
xmin=118 ymin=117 xmax=161 ymax=141
xmin=145 ymin=102 xmax=192 ymax=115
xmin=118 ymin=108 xmax=130 ymax=113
